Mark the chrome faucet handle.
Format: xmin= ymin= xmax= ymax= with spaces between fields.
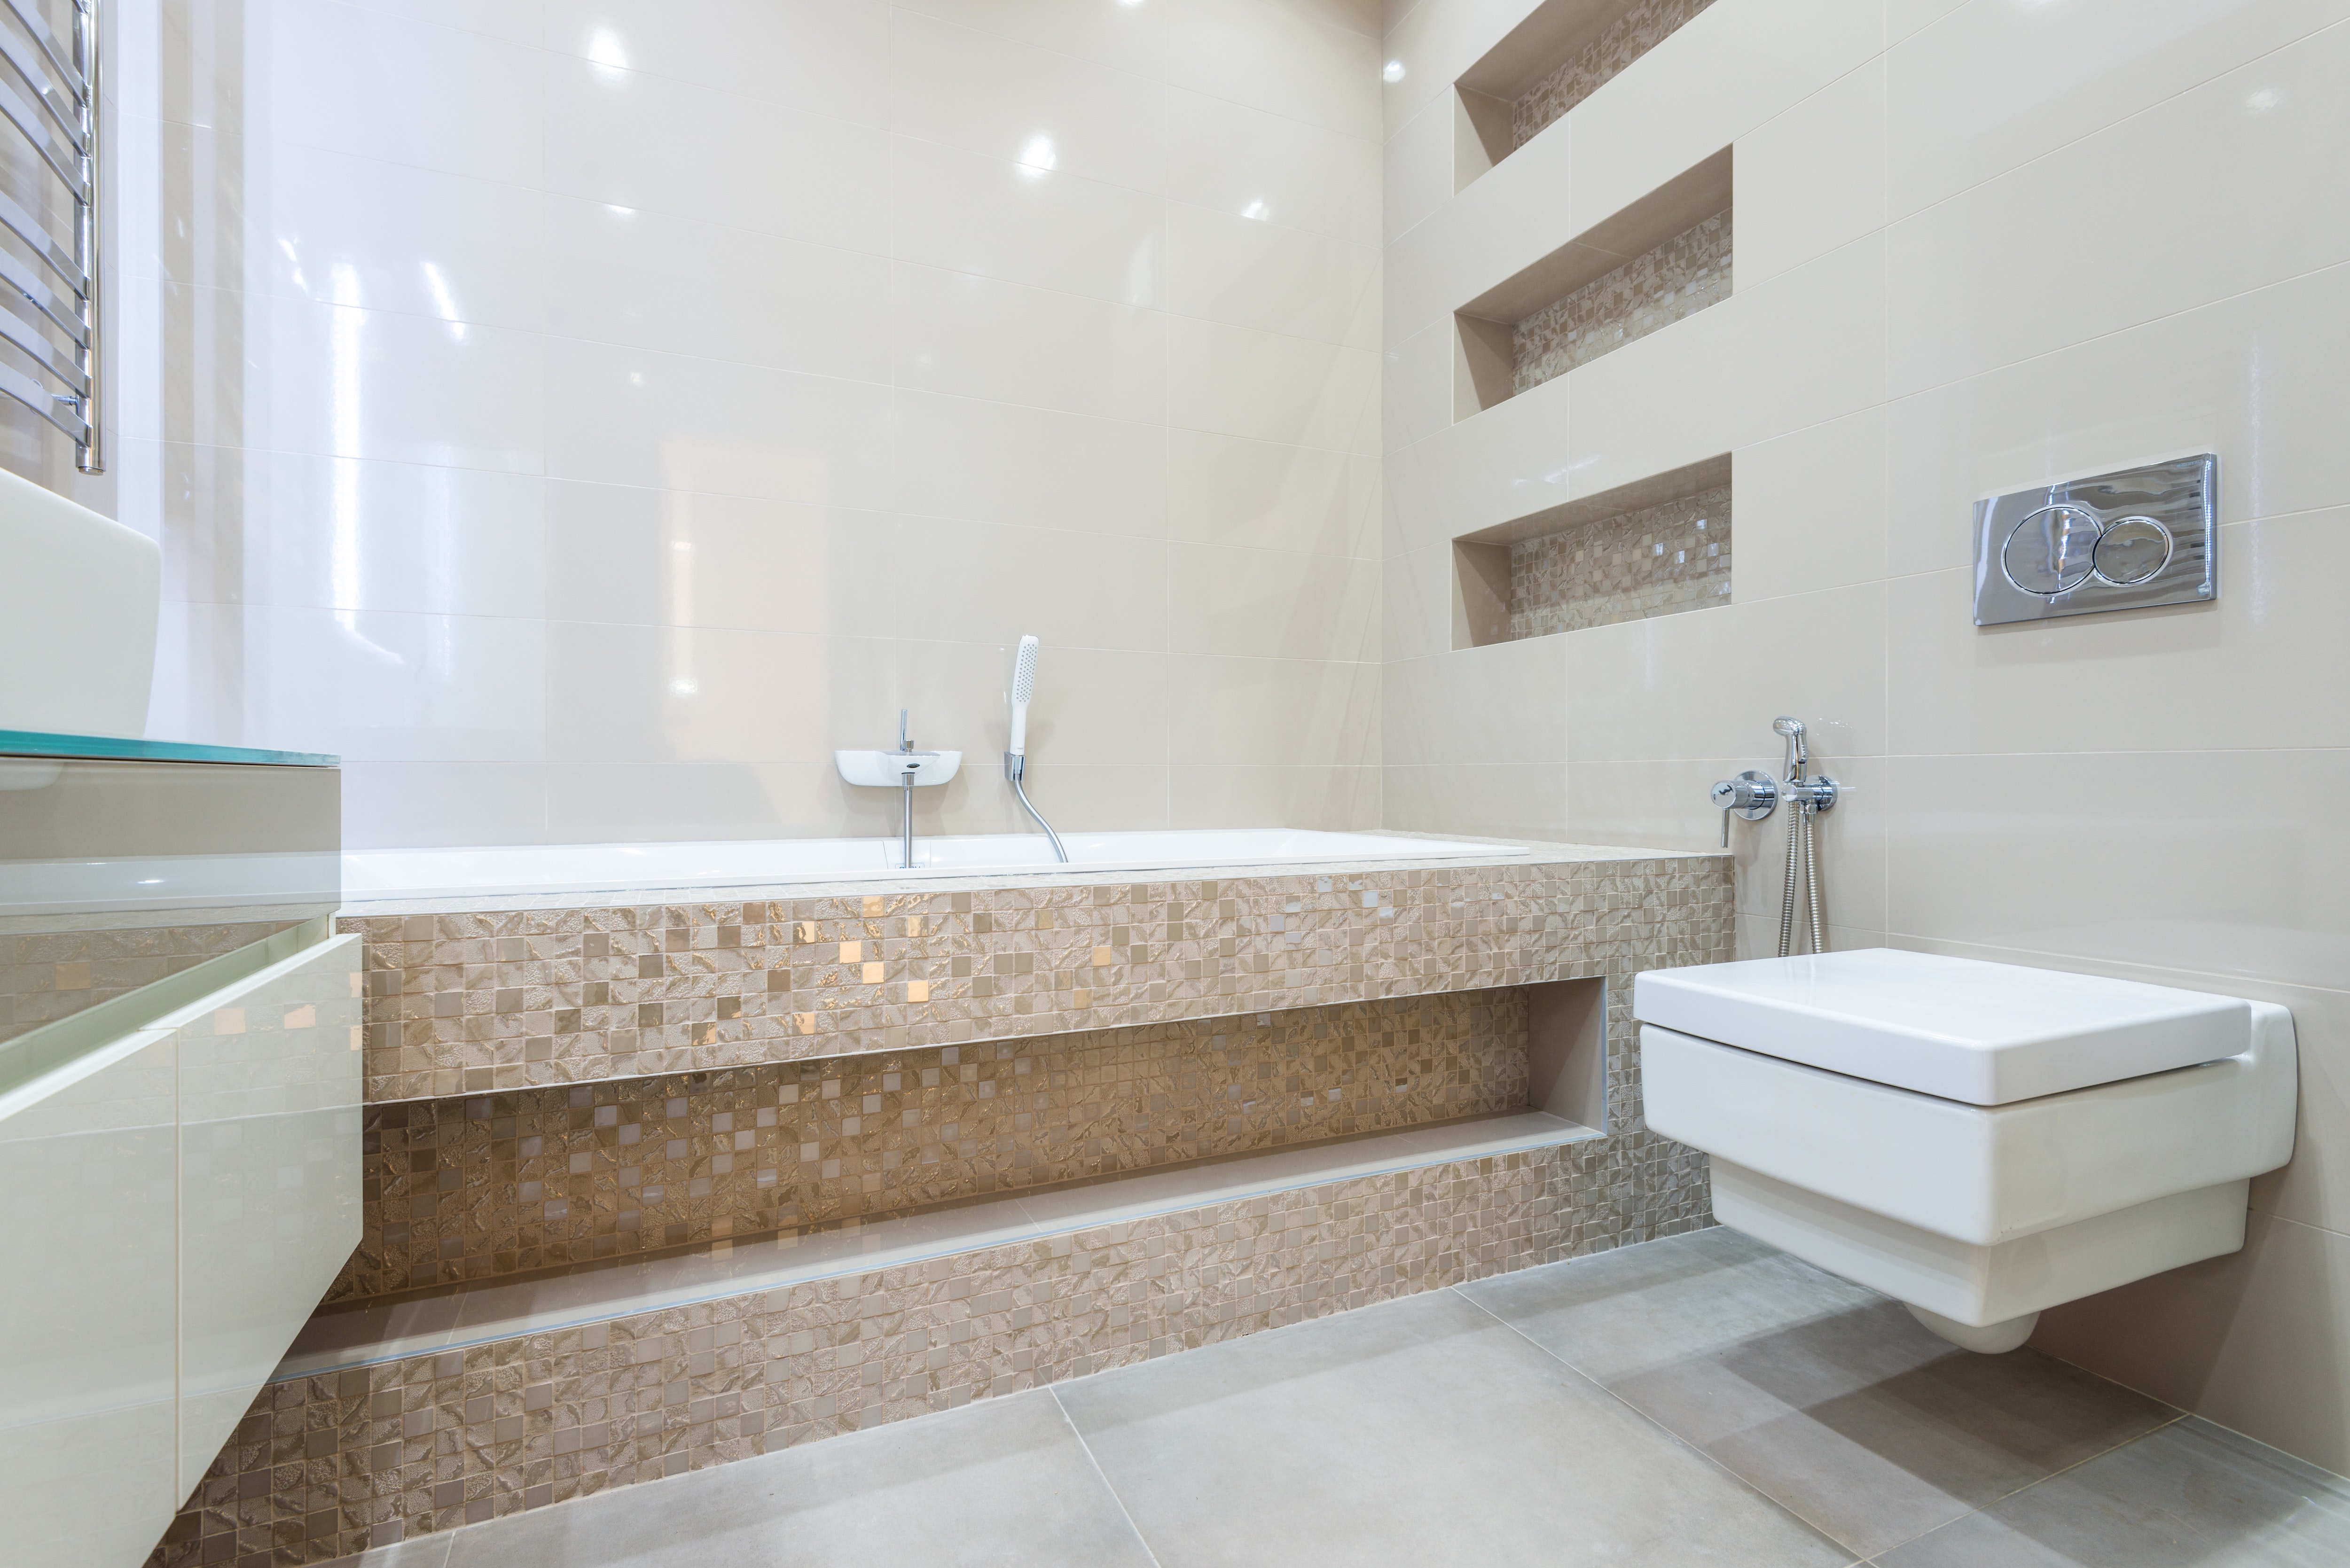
xmin=1788 ymin=774 xmax=1840 ymax=812
xmin=899 ymin=708 xmax=911 ymax=752
xmin=1711 ymin=770 xmax=1779 ymax=846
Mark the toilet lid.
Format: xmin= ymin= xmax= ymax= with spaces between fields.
xmin=1633 ymin=949 xmax=2250 ymax=1105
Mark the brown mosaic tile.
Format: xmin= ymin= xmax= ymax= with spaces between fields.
xmin=1512 ymin=208 xmax=1731 ymax=395
xmin=329 ymin=991 xmax=1533 ymax=1303
xmin=1513 ymin=0 xmax=1720 ymax=148
xmin=338 ymin=852 xmax=1732 ymax=1101
xmin=0 ymin=918 xmax=295 ymax=1044
xmin=1507 ymin=484 xmax=1732 ymax=640
xmin=153 ymin=1131 xmax=1716 ymax=1568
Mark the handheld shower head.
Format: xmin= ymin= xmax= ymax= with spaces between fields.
xmin=1773 ymin=715 xmax=1808 ymax=778
xmin=1008 ymin=636 xmax=1040 ymax=755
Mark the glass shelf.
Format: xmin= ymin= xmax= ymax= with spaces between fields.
xmin=0 ymin=729 xmax=337 ymax=767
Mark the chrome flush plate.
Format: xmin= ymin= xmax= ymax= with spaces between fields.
xmin=1971 ymin=453 xmax=2217 ymax=626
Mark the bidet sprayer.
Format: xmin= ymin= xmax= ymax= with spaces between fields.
xmin=1009 ymin=635 xmax=1039 ymax=756
xmin=1003 ymin=635 xmax=1068 ymax=864
xmin=1773 ymin=715 xmax=1807 ymax=780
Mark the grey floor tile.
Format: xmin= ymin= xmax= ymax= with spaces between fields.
xmin=1463 ymin=1228 xmax=2178 ymax=1560
xmin=1878 ymin=1416 xmax=2350 ymax=1566
xmin=438 ymin=1389 xmax=1153 ymax=1568
xmin=1056 ymin=1285 xmax=1855 ymax=1568
xmin=316 ymin=1537 xmax=452 ymax=1568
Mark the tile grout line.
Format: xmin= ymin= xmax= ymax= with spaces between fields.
xmin=1049 ymin=1385 xmax=1167 ymax=1568
xmin=1445 ymin=1283 xmax=1870 ymax=1567
xmin=1862 ymin=1405 xmax=2193 ymax=1560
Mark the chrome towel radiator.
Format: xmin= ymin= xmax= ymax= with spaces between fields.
xmin=0 ymin=0 xmax=100 ymax=473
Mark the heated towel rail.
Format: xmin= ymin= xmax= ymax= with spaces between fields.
xmin=0 ymin=0 xmax=99 ymax=473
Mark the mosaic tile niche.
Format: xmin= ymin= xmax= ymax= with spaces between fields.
xmin=1508 ymin=484 xmax=1732 ymax=639
xmin=1512 ymin=207 xmax=1731 ymax=395
xmin=330 ymin=991 xmax=1532 ymax=1303
xmin=1513 ymin=0 xmax=1720 ymax=148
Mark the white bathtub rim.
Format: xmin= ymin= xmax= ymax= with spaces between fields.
xmin=337 ymin=831 xmax=1714 ymax=913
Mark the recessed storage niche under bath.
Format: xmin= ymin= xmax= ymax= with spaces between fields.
xmin=1454 ymin=149 xmax=1731 ymax=418
xmin=1453 ymin=455 xmax=1731 ymax=647
xmin=1454 ymin=0 xmax=1721 ymax=189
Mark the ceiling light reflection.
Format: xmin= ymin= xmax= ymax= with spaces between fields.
xmin=1018 ymin=134 xmax=1058 ymax=177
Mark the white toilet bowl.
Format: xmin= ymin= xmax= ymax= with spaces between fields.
xmin=1635 ymin=950 xmax=2296 ymax=1352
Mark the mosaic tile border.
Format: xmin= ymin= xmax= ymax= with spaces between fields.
xmin=344 ymin=852 xmax=1731 ymax=1101
xmin=154 ymin=1131 xmax=1715 ymax=1567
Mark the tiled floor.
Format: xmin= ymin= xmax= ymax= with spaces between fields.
xmin=323 ymin=1229 xmax=2350 ymax=1568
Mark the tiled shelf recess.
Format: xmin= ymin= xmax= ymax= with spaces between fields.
xmin=1454 ymin=455 xmax=1731 ymax=647
xmin=1454 ymin=148 xmax=1732 ymax=418
xmin=280 ymin=1111 xmax=1600 ymax=1380
xmin=1454 ymin=0 xmax=1719 ymax=188
xmin=327 ymin=989 xmax=1536 ymax=1305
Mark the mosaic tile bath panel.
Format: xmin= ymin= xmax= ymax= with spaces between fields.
xmin=1507 ymin=484 xmax=1732 ymax=640
xmin=1513 ymin=0 xmax=1720 ymax=147
xmin=1512 ymin=208 xmax=1731 ymax=395
xmin=154 ymin=1136 xmax=1715 ymax=1568
xmin=342 ymin=854 xmax=1732 ymax=1100
xmin=330 ymin=991 xmax=1533 ymax=1303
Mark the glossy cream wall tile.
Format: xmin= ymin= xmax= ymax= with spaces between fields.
xmin=1883 ymin=0 xmax=2350 ymax=221
xmin=136 ymin=0 xmax=1383 ymax=845
xmin=539 ymin=0 xmax=894 ymax=122
xmin=1885 ymin=514 xmax=2350 ymax=757
xmin=1169 ymin=0 xmax=1384 ymax=141
xmin=1732 ymin=56 xmax=1885 ymax=290
xmin=1882 ymin=262 xmax=2350 ymax=578
xmin=1167 ymin=87 xmax=1383 ymax=247
xmin=1168 ymin=316 xmax=1381 ymax=452
xmin=892 ymin=8 xmax=1168 ymax=189
xmin=1166 ymin=431 xmax=1381 ymax=556
xmin=1382 ymin=0 xmax=2349 ymax=1471
xmin=1887 ymin=21 xmax=2350 ymax=397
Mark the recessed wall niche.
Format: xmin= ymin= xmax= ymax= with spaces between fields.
xmin=1453 ymin=148 xmax=1731 ymax=420
xmin=1454 ymin=0 xmax=1721 ymax=189
xmin=1452 ymin=454 xmax=1730 ymax=649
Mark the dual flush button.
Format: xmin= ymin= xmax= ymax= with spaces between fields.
xmin=2000 ymin=507 xmax=2173 ymax=595
xmin=1971 ymin=453 xmax=2217 ymax=627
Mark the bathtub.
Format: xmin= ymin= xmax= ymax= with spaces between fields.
xmin=342 ymin=828 xmax=1527 ymax=903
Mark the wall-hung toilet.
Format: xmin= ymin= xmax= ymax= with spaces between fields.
xmin=1636 ymin=949 xmax=2296 ymax=1353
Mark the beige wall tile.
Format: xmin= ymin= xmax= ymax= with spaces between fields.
xmin=1382 ymin=639 xmax=1568 ymax=767
xmin=1167 ymin=432 xmax=1382 ymax=557
xmin=1384 ymin=761 xmax=1571 ymax=843
xmin=1887 ymin=22 xmax=2350 ymax=397
xmin=1884 ymin=0 xmax=2350 ymax=220
xmin=1883 ymin=264 xmax=2350 ymax=579
xmin=1170 ymin=546 xmax=1380 ymax=661
xmin=1167 ymin=765 xmax=1383 ymax=829
xmin=1733 ymin=55 xmax=1886 ymax=290
xmin=1882 ymin=749 xmax=2350 ymax=992
xmin=1887 ymin=514 xmax=2350 ymax=758
xmin=891 ymin=9 xmax=1169 ymax=191
xmin=2034 ymin=1211 xmax=2350 ymax=1477
xmin=1166 ymin=655 xmax=1382 ymax=767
